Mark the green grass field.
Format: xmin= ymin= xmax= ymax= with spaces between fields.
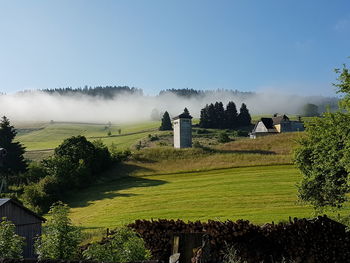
xmin=17 ymin=121 xmax=160 ymax=160
xmin=67 ymin=164 xmax=350 ymax=230
xmin=15 ymin=118 xmax=341 ymax=233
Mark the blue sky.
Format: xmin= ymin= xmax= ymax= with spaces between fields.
xmin=0 ymin=0 xmax=349 ymax=96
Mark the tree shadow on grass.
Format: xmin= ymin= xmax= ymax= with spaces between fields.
xmin=66 ymin=163 xmax=167 ymax=208
xmin=213 ymin=149 xmax=276 ymax=155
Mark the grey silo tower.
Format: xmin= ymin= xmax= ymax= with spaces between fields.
xmin=172 ymin=112 xmax=192 ymax=148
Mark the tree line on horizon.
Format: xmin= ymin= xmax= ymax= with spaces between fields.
xmin=38 ymin=86 xmax=143 ymax=98
xmin=159 ymin=88 xmax=253 ymax=98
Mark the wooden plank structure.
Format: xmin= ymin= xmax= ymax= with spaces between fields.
xmin=0 ymin=198 xmax=45 ymax=258
xmin=171 ymin=233 xmax=204 ymax=263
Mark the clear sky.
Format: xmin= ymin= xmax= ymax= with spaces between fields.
xmin=0 ymin=0 xmax=349 ymax=96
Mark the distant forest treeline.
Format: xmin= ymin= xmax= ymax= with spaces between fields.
xmin=159 ymin=88 xmax=254 ymax=98
xmin=34 ymin=86 xmax=253 ymax=99
xmin=39 ymin=86 xmax=143 ymax=98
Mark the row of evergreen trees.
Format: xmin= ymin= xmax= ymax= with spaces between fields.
xmin=199 ymin=102 xmax=251 ymax=129
xmin=34 ymin=86 xmax=143 ymax=98
xmin=158 ymin=88 xmax=254 ymax=98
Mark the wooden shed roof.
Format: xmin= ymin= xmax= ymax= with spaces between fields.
xmin=0 ymin=198 xmax=46 ymax=222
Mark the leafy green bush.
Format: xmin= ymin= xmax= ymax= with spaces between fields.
xmin=196 ymin=128 xmax=210 ymax=134
xmin=44 ymin=155 xmax=92 ymax=188
xmin=0 ymin=217 xmax=25 ymax=258
xmin=22 ymin=176 xmax=61 ymax=214
xmin=231 ymin=130 xmax=239 ymax=137
xmin=149 ymin=134 xmax=159 ymax=141
xmin=92 ymin=139 xmax=113 ymax=172
xmin=218 ymin=132 xmax=230 ymax=143
xmin=237 ymin=130 xmax=249 ymax=137
xmin=83 ymin=227 xmax=151 ymax=262
xmin=193 ymin=141 xmax=202 ymax=148
xmin=157 ymin=141 xmax=168 ymax=146
xmin=294 ymin=112 xmax=350 ymax=209
xmin=20 ymin=136 xmax=118 ymax=214
xmin=22 ymin=162 xmax=47 ymax=184
xmin=35 ymin=202 xmax=81 ymax=260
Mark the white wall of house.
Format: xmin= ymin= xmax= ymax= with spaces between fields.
xmin=254 ymin=121 xmax=268 ymax=132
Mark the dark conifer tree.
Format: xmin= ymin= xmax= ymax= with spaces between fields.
xmin=237 ymin=103 xmax=252 ymax=127
xmin=225 ymin=101 xmax=238 ymax=129
xmin=207 ymin=103 xmax=216 ymax=128
xmin=199 ymin=105 xmax=209 ymax=128
xmin=183 ymin=107 xmax=190 ymax=117
xmin=214 ymin=102 xmax=225 ymax=128
xmin=0 ymin=116 xmax=27 ymax=179
xmin=159 ymin=111 xmax=172 ymax=130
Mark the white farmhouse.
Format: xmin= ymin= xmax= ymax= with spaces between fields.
xmin=250 ymin=114 xmax=304 ymax=139
xmin=172 ymin=112 xmax=192 ymax=148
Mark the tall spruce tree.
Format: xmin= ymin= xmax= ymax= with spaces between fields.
xmin=159 ymin=111 xmax=172 ymax=130
xmin=199 ymin=105 xmax=209 ymax=128
xmin=214 ymin=102 xmax=225 ymax=128
xmin=183 ymin=107 xmax=190 ymax=117
xmin=225 ymin=101 xmax=238 ymax=129
xmin=0 ymin=116 xmax=27 ymax=179
xmin=207 ymin=103 xmax=216 ymax=128
xmin=237 ymin=103 xmax=252 ymax=127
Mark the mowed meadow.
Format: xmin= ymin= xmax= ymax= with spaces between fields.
xmin=15 ymin=120 xmax=350 ymax=231
xmin=68 ymin=165 xmax=312 ymax=229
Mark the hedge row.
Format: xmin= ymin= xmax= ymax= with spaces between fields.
xmin=128 ymin=216 xmax=350 ymax=263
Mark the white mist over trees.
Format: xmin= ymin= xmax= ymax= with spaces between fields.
xmin=0 ymin=88 xmax=338 ymax=123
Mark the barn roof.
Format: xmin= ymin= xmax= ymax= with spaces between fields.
xmin=260 ymin=118 xmax=275 ymax=129
xmin=0 ymin=198 xmax=46 ymax=222
xmin=272 ymin=115 xmax=289 ymax=125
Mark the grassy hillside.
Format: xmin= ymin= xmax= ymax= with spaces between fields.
xmin=68 ymin=164 xmax=349 ymax=230
xmin=18 ymin=121 xmax=159 ymax=149
xmin=15 ymin=120 xmax=330 ymax=232
xmin=129 ymin=132 xmax=301 ymax=175
xmin=17 ymin=121 xmax=160 ymax=160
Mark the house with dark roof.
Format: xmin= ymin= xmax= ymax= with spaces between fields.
xmin=250 ymin=115 xmax=304 ymax=138
xmin=0 ymin=198 xmax=45 ymax=258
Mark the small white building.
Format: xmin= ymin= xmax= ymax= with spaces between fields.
xmin=172 ymin=113 xmax=192 ymax=148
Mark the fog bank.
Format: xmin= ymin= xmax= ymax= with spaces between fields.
xmin=0 ymin=91 xmax=338 ymax=123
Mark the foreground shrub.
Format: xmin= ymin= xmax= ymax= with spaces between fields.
xmin=21 ymin=136 xmax=114 ymax=214
xmin=35 ymin=202 xmax=81 ymax=260
xmin=0 ymin=217 xmax=25 ymax=258
xmin=92 ymin=139 xmax=113 ymax=172
xmin=83 ymin=227 xmax=151 ymax=262
xmin=22 ymin=176 xmax=61 ymax=214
